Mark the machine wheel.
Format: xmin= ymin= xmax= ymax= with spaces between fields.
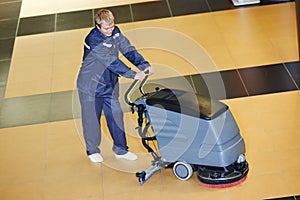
xmin=173 ymin=161 xmax=194 ymax=181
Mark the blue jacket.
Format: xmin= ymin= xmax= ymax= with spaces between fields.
xmin=77 ymin=26 xmax=150 ymax=100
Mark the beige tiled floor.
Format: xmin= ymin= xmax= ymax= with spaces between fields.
xmin=0 ymin=90 xmax=299 ymax=200
xmin=0 ymin=1 xmax=300 ymax=200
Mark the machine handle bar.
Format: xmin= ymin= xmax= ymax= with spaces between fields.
xmin=124 ymin=75 xmax=149 ymax=106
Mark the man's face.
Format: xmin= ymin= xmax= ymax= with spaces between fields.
xmin=100 ymin=21 xmax=115 ymax=37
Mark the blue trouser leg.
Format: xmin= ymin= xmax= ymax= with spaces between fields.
xmin=95 ymin=96 xmax=128 ymax=155
xmin=78 ymin=91 xmax=101 ymax=155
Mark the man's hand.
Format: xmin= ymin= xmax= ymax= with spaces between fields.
xmin=144 ymin=66 xmax=155 ymax=76
xmin=134 ymin=71 xmax=146 ymax=81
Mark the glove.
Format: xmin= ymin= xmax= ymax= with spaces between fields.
xmin=134 ymin=71 xmax=146 ymax=81
xmin=144 ymin=66 xmax=155 ymax=76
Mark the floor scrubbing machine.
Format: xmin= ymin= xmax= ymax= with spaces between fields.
xmin=124 ymin=76 xmax=249 ymax=188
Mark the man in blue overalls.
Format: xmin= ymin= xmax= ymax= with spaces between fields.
xmin=77 ymin=9 xmax=154 ymax=162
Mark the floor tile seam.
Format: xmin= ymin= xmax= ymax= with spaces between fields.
xmin=0 ymin=17 xmax=18 ymax=22
xmin=266 ymin=27 xmax=299 ymax=90
xmin=236 ymin=69 xmax=250 ymax=96
xmin=53 ymin=13 xmax=57 ymax=32
xmin=0 ymin=0 xmax=21 ymax=5
xmin=17 ymin=0 xmax=171 ymax=19
xmin=208 ymin=7 xmax=243 ymax=81
xmin=165 ymin=0 xmax=174 ymax=17
xmin=2 ymin=61 xmax=299 ymax=101
xmin=0 ymin=82 xmax=7 ymax=87
xmin=21 ymin=0 xmax=287 ymax=20
xmin=17 ymin=13 xmax=184 ymax=37
xmin=0 ymin=58 xmax=11 ymax=62
xmin=15 ymin=2 xmax=292 ymax=37
xmin=0 ymin=0 xmax=20 ymax=98
xmin=283 ymin=62 xmax=300 ymax=90
xmin=42 ymin=122 xmax=51 ymax=200
xmin=0 ymin=21 xmax=20 ymax=100
xmin=0 ymin=89 xmax=298 ymax=130
xmin=16 ymin=0 xmax=290 ymax=19
xmin=0 ymin=36 xmax=16 ymax=40
xmin=204 ymin=0 xmax=213 ymax=12
xmin=267 ymin=195 xmax=299 ymax=200
xmin=0 ymin=88 xmax=299 ymax=129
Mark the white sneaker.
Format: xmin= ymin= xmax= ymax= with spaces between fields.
xmin=88 ymin=153 xmax=103 ymax=163
xmin=115 ymin=152 xmax=137 ymax=161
